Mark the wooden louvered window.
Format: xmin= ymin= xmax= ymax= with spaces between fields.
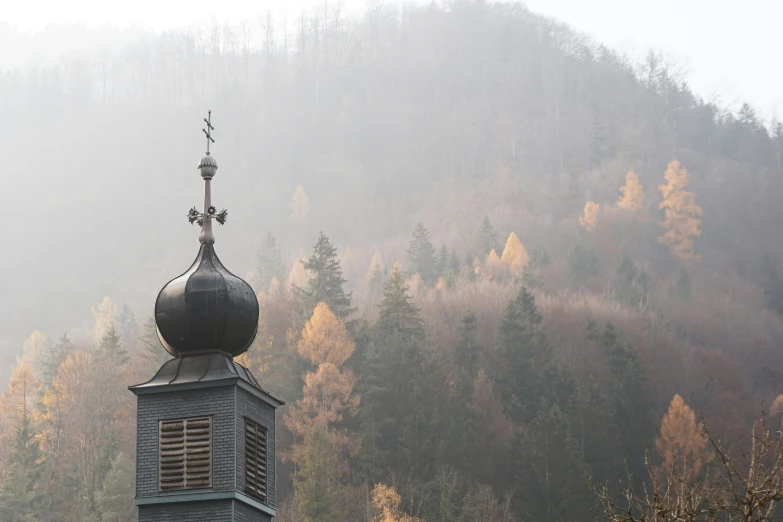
xmin=244 ymin=419 xmax=267 ymax=502
xmin=159 ymin=417 xmax=212 ymax=491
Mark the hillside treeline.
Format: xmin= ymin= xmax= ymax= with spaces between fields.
xmin=2 ymin=0 xmax=783 ymax=520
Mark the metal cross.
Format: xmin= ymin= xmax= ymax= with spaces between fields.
xmin=202 ymin=110 xmax=215 ymax=155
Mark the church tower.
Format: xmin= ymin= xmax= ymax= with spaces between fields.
xmin=130 ymin=112 xmax=281 ymax=521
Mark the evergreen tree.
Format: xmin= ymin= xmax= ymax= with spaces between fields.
xmin=115 ymin=304 xmax=138 ymax=349
xmin=474 ymin=215 xmax=499 ymax=259
xmin=253 ymin=232 xmax=284 ymax=292
xmin=299 ymin=232 xmax=355 ymax=320
xmin=41 ymin=334 xmax=74 ymax=385
xmin=94 ymin=453 xmax=135 ymax=522
xmin=0 ymin=404 xmax=43 ymax=522
xmin=406 ymin=222 xmax=437 ymax=284
xmin=97 ymin=325 xmax=127 ymax=366
xmin=294 ymin=425 xmax=343 ymax=522
xmin=435 ymin=244 xmax=449 ymax=279
xmin=455 ymin=310 xmax=479 ymax=381
xmin=376 ymin=268 xmax=426 ymax=342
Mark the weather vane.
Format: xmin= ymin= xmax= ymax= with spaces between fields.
xmin=188 ymin=110 xmax=227 ymax=239
xmin=203 ymin=110 xmax=215 ymax=155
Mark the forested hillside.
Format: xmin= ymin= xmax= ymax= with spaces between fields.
xmin=2 ymin=1 xmax=783 ymax=520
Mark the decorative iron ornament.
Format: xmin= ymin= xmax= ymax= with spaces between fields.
xmin=190 ymin=110 xmax=227 ymax=237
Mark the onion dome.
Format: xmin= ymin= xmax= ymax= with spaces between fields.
xmin=154 ymin=111 xmax=259 ymax=358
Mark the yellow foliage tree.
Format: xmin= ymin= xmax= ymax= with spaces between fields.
xmin=91 ymin=296 xmax=119 ymax=343
xmin=366 ymin=251 xmax=386 ymax=282
xmin=500 ymin=232 xmax=528 ymax=275
xmin=655 ymin=394 xmax=709 ymax=478
xmin=17 ymin=330 xmax=49 ymax=371
xmin=485 ymin=249 xmax=506 ymax=280
xmin=371 ymin=483 xmax=423 ymax=522
xmin=580 ymin=201 xmax=600 ymax=232
xmin=290 ymin=184 xmax=310 ymax=221
xmin=286 ymin=362 xmax=360 ymax=437
xmin=617 ymin=171 xmax=645 ymax=212
xmin=298 ymin=303 xmax=355 ymax=367
xmin=659 ymin=160 xmax=703 ymax=260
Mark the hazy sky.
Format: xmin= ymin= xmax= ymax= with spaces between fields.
xmin=3 ymin=0 xmax=781 ymax=120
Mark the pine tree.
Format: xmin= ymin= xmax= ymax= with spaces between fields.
xmin=97 ymin=325 xmax=127 ymax=366
xmin=0 ymin=389 xmax=44 ymax=522
xmin=376 ymin=268 xmax=425 ymax=342
xmin=455 ymin=311 xmax=479 ymax=380
xmin=299 ymin=232 xmax=355 ymax=320
xmin=406 ymin=222 xmax=437 ymax=284
xmin=115 ymin=304 xmax=138 ymax=349
xmin=435 ymin=244 xmax=449 ymax=278
xmin=94 ymin=453 xmax=135 ymax=522
xmin=294 ymin=425 xmax=343 ymax=522
xmin=253 ymin=232 xmax=284 ymax=292
xmin=474 ymin=215 xmax=499 ymax=259
xmin=617 ymin=171 xmax=645 ymax=212
xmin=41 ymin=334 xmax=74 ymax=386
xmin=659 ymin=160 xmax=703 ymax=260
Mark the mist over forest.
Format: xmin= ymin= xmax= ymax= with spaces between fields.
xmin=2 ymin=1 xmax=783 ymax=520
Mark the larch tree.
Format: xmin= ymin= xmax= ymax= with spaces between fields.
xmin=500 ymin=232 xmax=528 ymax=276
xmin=17 ymin=331 xmax=49 ymax=374
xmin=485 ymin=249 xmax=506 ymax=280
xmin=366 ymin=251 xmax=386 ymax=283
xmin=297 ymin=303 xmax=355 ymax=368
xmin=90 ymin=296 xmax=119 ymax=344
xmin=580 ymin=201 xmax=600 ymax=232
xmin=655 ymin=394 xmax=709 ymax=478
xmin=658 ymin=160 xmax=703 ymax=260
xmin=406 ymin=222 xmax=437 ymax=284
xmin=617 ymin=171 xmax=645 ymax=212
xmin=290 ymin=184 xmax=310 ymax=221
xmin=370 ymin=483 xmax=422 ymax=522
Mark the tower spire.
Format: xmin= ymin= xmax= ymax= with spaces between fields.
xmin=188 ymin=110 xmax=227 ymax=244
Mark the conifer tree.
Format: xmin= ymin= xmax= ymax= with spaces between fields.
xmin=474 ymin=215 xmax=499 ymax=259
xmin=41 ymin=334 xmax=74 ymax=386
xmin=366 ymin=251 xmax=386 ymax=284
xmin=485 ymin=249 xmax=505 ymax=280
xmin=659 ymin=160 xmax=703 ymax=260
xmin=97 ymin=325 xmax=127 ymax=366
xmin=455 ymin=311 xmax=479 ymax=380
xmin=435 ymin=244 xmax=449 ymax=278
xmin=406 ymin=222 xmax=437 ymax=284
xmin=579 ymin=201 xmax=600 ymax=232
xmin=655 ymin=394 xmax=709 ymax=478
xmin=253 ymin=232 xmax=284 ymax=292
xmin=617 ymin=171 xmax=644 ymax=212
xmin=370 ymin=483 xmax=422 ymax=522
xmin=298 ymin=303 xmax=355 ymax=367
xmin=116 ymin=304 xmax=138 ymax=349
xmin=376 ymin=268 xmax=425 ymax=342
xmin=94 ymin=453 xmax=135 ymax=522
xmin=500 ymin=232 xmax=528 ymax=276
xmin=290 ymin=184 xmax=310 ymax=221
xmin=294 ymin=425 xmax=343 ymax=522
xmin=300 ymin=232 xmax=355 ymax=320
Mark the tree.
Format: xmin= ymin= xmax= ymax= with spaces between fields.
xmin=376 ymin=268 xmax=425 ymax=342
xmin=617 ymin=171 xmax=645 ymax=212
xmin=94 ymin=453 xmax=135 ymax=522
xmin=298 ymin=303 xmax=355 ymax=367
xmin=294 ymin=425 xmax=343 ymax=522
xmin=299 ymin=232 xmax=355 ymax=320
xmin=655 ymin=394 xmax=709 ymax=478
xmin=253 ymin=232 xmax=284 ymax=292
xmin=500 ymin=232 xmax=528 ymax=276
xmin=115 ymin=304 xmax=138 ymax=349
xmin=659 ymin=160 xmax=703 ymax=260
xmin=41 ymin=334 xmax=74 ymax=386
xmin=485 ymin=249 xmax=506 ymax=280
xmin=366 ymin=251 xmax=386 ymax=283
xmin=406 ymin=222 xmax=437 ymax=284
xmin=97 ymin=325 xmax=127 ymax=367
xmin=580 ymin=201 xmax=600 ymax=232
xmin=371 ymin=483 xmax=422 ymax=522
xmin=291 ymin=184 xmax=310 ymax=221
xmin=474 ymin=216 xmax=499 ymax=259
xmin=90 ymin=297 xmax=119 ymax=344
xmin=595 ymin=410 xmax=783 ymax=521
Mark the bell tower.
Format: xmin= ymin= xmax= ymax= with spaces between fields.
xmin=130 ymin=112 xmax=282 ymax=521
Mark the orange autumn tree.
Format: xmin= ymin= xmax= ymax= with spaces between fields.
xmin=500 ymin=232 xmax=528 ymax=276
xmin=655 ymin=394 xmax=709 ymax=478
xmin=659 ymin=160 xmax=703 ymax=260
xmin=371 ymin=483 xmax=423 ymax=522
xmin=617 ymin=171 xmax=645 ymax=212
xmin=580 ymin=201 xmax=600 ymax=232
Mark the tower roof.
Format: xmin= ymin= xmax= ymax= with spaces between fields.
xmin=154 ymin=111 xmax=259 ymax=358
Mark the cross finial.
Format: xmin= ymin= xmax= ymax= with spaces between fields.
xmin=202 ymin=110 xmax=215 ymax=155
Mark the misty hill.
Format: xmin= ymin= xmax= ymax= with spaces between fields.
xmin=1 ymin=1 xmax=782 ymax=386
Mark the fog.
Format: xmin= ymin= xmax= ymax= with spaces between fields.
xmin=1 ymin=1 xmax=783 ymax=520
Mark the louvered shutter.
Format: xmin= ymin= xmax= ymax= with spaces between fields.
xmin=244 ymin=419 xmax=267 ymax=501
xmin=159 ymin=417 xmax=212 ymax=491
